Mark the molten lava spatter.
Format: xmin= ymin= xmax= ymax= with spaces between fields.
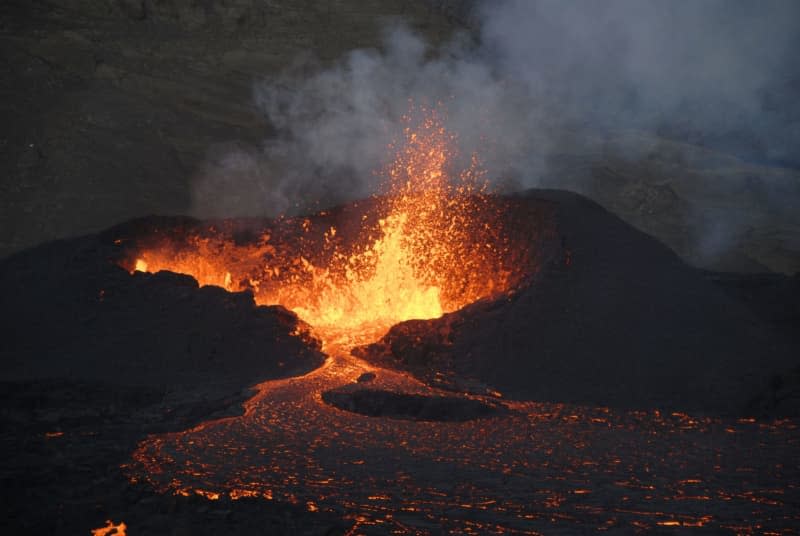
xmin=127 ymin=108 xmax=518 ymax=346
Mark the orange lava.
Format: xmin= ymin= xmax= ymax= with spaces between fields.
xmin=127 ymin=107 xmax=520 ymax=346
xmin=90 ymin=520 xmax=127 ymax=536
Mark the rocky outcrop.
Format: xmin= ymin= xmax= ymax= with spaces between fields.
xmin=0 ymin=229 xmax=324 ymax=393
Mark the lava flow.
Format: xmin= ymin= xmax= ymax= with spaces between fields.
xmin=125 ymin=107 xmax=524 ymax=347
xmin=120 ymin=109 xmax=799 ymax=534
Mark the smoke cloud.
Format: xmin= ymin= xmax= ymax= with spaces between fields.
xmin=191 ymin=0 xmax=800 ymax=225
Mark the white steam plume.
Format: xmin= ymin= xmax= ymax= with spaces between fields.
xmin=191 ymin=0 xmax=800 ymax=228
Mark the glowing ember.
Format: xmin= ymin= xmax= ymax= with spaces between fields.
xmin=90 ymin=520 xmax=127 ymax=536
xmin=127 ymin=107 xmax=519 ymax=346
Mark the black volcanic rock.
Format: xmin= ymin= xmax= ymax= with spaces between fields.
xmin=0 ymin=232 xmax=324 ymax=395
xmin=747 ymin=365 xmax=800 ymax=417
xmin=706 ymin=271 xmax=800 ymax=345
xmin=357 ymin=371 xmax=377 ymax=383
xmin=356 ymin=189 xmax=798 ymax=415
xmin=322 ymin=387 xmax=500 ymax=421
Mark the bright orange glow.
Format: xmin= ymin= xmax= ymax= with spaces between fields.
xmin=126 ymin=107 xmax=524 ymax=346
xmin=91 ymin=520 xmax=127 ymax=536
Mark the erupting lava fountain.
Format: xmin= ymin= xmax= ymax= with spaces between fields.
xmin=126 ymin=107 xmax=528 ymax=349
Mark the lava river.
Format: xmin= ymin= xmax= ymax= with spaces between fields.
xmin=126 ymin=336 xmax=798 ymax=534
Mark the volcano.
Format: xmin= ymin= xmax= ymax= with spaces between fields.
xmin=1 ymin=81 xmax=797 ymax=536
xmin=3 ymin=1 xmax=800 ymax=533
xmin=1 ymin=186 xmax=799 ymax=534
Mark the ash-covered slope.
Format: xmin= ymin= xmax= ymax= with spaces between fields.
xmin=357 ymin=189 xmax=797 ymax=415
xmin=0 ymin=232 xmax=323 ymax=395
